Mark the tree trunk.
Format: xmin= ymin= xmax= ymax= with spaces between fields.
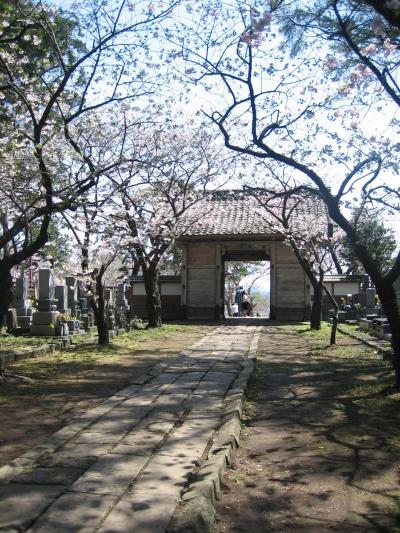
xmin=81 ymin=246 xmax=89 ymax=273
xmin=143 ymin=264 xmax=162 ymax=328
xmin=0 ymin=215 xmax=50 ymax=330
xmin=323 ymin=285 xmax=339 ymax=345
xmin=310 ymin=279 xmax=323 ymax=330
xmin=0 ymin=261 xmax=13 ymax=331
xmin=90 ymin=265 xmax=109 ymax=345
xmin=330 ymin=310 xmax=338 ymax=345
xmin=375 ymin=282 xmax=400 ymax=389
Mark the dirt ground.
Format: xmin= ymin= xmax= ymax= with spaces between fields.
xmin=213 ymin=325 xmax=400 ymax=533
xmin=0 ymin=324 xmax=214 ymax=466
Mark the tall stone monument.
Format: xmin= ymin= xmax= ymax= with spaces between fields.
xmin=66 ymin=276 xmax=79 ymax=317
xmin=55 ymin=285 xmax=70 ymax=315
xmin=30 ymin=269 xmax=59 ymax=336
xmin=116 ymin=283 xmax=129 ymax=311
xmin=12 ymin=277 xmax=34 ymax=329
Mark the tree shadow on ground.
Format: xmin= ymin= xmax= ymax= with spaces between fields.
xmin=214 ymin=325 xmax=400 ymax=533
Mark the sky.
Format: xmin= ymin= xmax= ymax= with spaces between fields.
xmin=49 ymin=0 xmax=400 ymax=244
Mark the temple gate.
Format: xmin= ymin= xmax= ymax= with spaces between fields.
xmin=176 ymin=191 xmax=311 ymax=320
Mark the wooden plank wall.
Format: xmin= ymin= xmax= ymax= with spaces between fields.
xmin=186 ymin=243 xmax=217 ymax=318
xmin=274 ymin=244 xmax=309 ymax=320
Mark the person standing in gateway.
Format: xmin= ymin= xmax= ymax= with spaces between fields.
xmin=235 ymin=286 xmax=245 ymax=316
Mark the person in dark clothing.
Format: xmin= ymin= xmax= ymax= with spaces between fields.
xmin=241 ymin=291 xmax=252 ymax=316
xmin=235 ymin=286 xmax=245 ymax=316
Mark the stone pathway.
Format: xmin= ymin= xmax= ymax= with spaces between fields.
xmin=0 ymin=325 xmax=260 ymax=533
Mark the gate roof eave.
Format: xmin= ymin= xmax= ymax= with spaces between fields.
xmin=176 ymin=232 xmax=284 ymax=243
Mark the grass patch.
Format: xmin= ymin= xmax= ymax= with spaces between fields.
xmin=0 ymin=335 xmax=50 ymax=351
xmin=261 ymin=322 xmax=400 ymax=451
xmin=275 ymin=322 xmax=385 ymax=363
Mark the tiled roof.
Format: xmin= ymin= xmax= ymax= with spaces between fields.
xmin=177 ymin=190 xmax=279 ymax=240
xmin=177 ymin=189 xmax=328 ymax=240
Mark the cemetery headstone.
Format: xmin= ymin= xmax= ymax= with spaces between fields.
xmin=366 ymin=288 xmax=376 ymax=308
xmin=66 ymin=276 xmax=79 ymax=318
xmin=115 ymin=283 xmax=130 ymax=329
xmin=106 ymin=309 xmax=116 ymax=331
xmin=104 ymin=288 xmax=114 ymax=308
xmin=55 ymin=285 xmax=70 ymax=315
xmin=116 ymin=283 xmax=129 ymax=311
xmin=12 ymin=277 xmax=34 ymax=329
xmin=6 ymin=309 xmax=18 ymax=332
xmin=30 ymin=269 xmax=61 ymax=336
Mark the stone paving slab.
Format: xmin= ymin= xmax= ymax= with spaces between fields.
xmin=71 ymin=453 xmax=147 ymax=495
xmin=0 ymin=484 xmax=65 ymax=530
xmin=28 ymin=492 xmax=116 ymax=533
xmin=98 ymin=494 xmax=179 ymax=533
xmin=0 ymin=325 xmax=261 ymax=532
xmin=5 ymin=465 xmax=83 ymax=486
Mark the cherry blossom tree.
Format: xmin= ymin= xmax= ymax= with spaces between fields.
xmin=62 ymin=192 xmax=132 ymax=345
xmin=171 ymin=1 xmax=400 ymax=388
xmin=108 ymin=124 xmax=229 ymax=328
xmin=0 ymin=0 xmax=180 ymax=329
xmin=247 ymin=185 xmax=342 ymax=338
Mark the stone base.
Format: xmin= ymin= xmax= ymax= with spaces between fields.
xmin=55 ymin=324 xmax=69 ymax=337
xmin=13 ymin=299 xmax=31 ymax=310
xmin=274 ymin=307 xmax=308 ymax=321
xmin=37 ymin=305 xmax=58 ymax=312
xmin=30 ymin=324 xmax=56 ymax=336
xmin=32 ymin=312 xmax=59 ymax=326
xmin=67 ymin=320 xmax=80 ymax=332
xmin=56 ymin=308 xmax=71 ymax=316
xmin=17 ymin=316 xmax=32 ymax=328
xmin=15 ymin=307 xmax=34 ymax=317
xmin=359 ymin=319 xmax=371 ymax=331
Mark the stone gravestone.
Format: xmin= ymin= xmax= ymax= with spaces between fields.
xmin=366 ymin=288 xmax=376 ymax=308
xmin=79 ymin=296 xmax=95 ymax=332
xmin=116 ymin=284 xmax=129 ymax=311
xmin=13 ymin=277 xmax=28 ymax=306
xmin=55 ymin=285 xmax=69 ymax=315
xmin=79 ymin=297 xmax=88 ymax=314
xmin=352 ymin=292 xmax=366 ymax=307
xmin=364 ymin=287 xmax=380 ymax=316
xmin=115 ymin=283 xmax=129 ymax=328
xmin=6 ymin=309 xmax=18 ymax=332
xmin=106 ymin=310 xmax=116 ymax=331
xmin=66 ymin=276 xmax=79 ymax=317
xmin=30 ymin=269 xmax=59 ymax=336
xmin=12 ymin=277 xmax=34 ymax=329
xmin=104 ymin=288 xmax=114 ymax=308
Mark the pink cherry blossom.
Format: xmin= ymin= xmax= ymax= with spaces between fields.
xmin=325 ymin=56 xmax=338 ymax=70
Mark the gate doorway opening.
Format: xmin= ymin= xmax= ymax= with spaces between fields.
xmin=223 ymin=258 xmax=270 ymax=318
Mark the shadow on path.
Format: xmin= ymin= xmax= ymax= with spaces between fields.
xmin=214 ymin=325 xmax=400 ymax=533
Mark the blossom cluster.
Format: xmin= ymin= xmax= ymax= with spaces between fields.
xmin=241 ymin=10 xmax=272 ymax=47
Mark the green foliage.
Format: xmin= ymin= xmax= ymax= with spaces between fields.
xmin=30 ymin=218 xmax=72 ymax=268
xmin=160 ymin=245 xmax=182 ymax=275
xmin=340 ymin=212 xmax=397 ymax=274
xmin=0 ymin=0 xmax=83 ymax=132
xmin=277 ymin=0 xmax=399 ymax=60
